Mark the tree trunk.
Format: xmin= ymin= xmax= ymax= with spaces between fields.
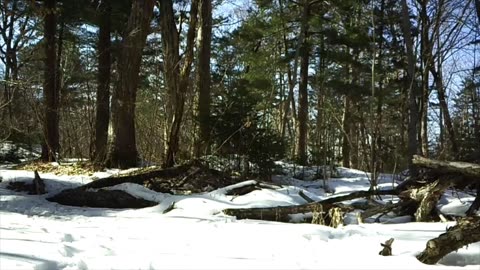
xmin=161 ymin=0 xmax=199 ymax=168
xmin=465 ymin=185 xmax=480 ymax=216
xmin=1 ymin=0 xmax=18 ymax=122
xmin=195 ymin=0 xmax=212 ymax=157
xmin=278 ymin=0 xmax=298 ymax=143
xmin=93 ymin=0 xmax=112 ymax=164
xmin=160 ymin=0 xmax=180 ymax=166
xmin=296 ymin=1 xmax=310 ymax=165
xmin=400 ymin=0 xmax=419 ymax=177
xmin=56 ymin=18 xmax=64 ymax=105
xmin=431 ymin=66 xmax=458 ymax=156
xmin=41 ymin=0 xmax=60 ymax=162
xmin=105 ymin=0 xmax=154 ymax=168
xmin=419 ymin=78 xmax=429 ymax=157
xmin=419 ymin=0 xmax=430 ymax=157
xmin=475 ymin=0 xmax=480 ymax=25
xmin=314 ymin=36 xmax=325 ymax=164
xmin=342 ymin=95 xmax=351 ymax=167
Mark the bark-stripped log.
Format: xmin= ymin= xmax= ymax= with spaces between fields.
xmin=417 ymin=216 xmax=480 ymax=264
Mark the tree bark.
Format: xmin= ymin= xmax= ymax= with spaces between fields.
xmin=342 ymin=95 xmax=351 ymax=167
xmin=279 ymin=0 xmax=298 ymax=142
xmin=431 ymin=66 xmax=458 ymax=156
xmin=419 ymin=0 xmax=431 ymax=158
xmin=399 ymin=0 xmax=419 ymax=177
xmin=475 ymin=0 xmax=480 ymax=25
xmin=412 ymin=155 xmax=480 ymax=178
xmin=296 ymin=1 xmax=310 ymax=165
xmin=93 ymin=0 xmax=112 ymax=164
xmin=417 ymin=216 xmax=480 ymax=264
xmin=223 ymin=189 xmax=396 ymax=222
xmin=401 ymin=180 xmax=452 ymax=222
xmin=48 ymin=189 xmax=157 ymax=209
xmin=105 ymin=0 xmax=154 ymax=168
xmin=196 ymin=0 xmax=212 ymax=157
xmin=465 ymin=185 xmax=480 ymax=216
xmin=0 ymin=0 xmax=31 ymax=123
xmin=161 ymin=0 xmax=199 ymax=168
xmin=41 ymin=0 xmax=60 ymax=162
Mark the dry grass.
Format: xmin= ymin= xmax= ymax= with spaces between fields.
xmin=14 ymin=161 xmax=97 ymax=176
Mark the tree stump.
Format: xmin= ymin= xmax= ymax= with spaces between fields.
xmin=33 ymin=170 xmax=46 ymax=195
xmin=379 ymin=238 xmax=394 ymax=256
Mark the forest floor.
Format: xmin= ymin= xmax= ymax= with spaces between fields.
xmin=0 ymin=159 xmax=479 ymax=270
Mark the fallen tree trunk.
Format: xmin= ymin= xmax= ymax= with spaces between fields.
xmin=84 ymin=163 xmax=201 ymax=191
xmin=360 ymin=201 xmax=414 ymax=221
xmin=412 ymin=155 xmax=480 ymax=179
xmin=223 ymin=189 xmax=397 ymax=223
xmin=321 ymin=189 xmax=398 ymax=204
xmin=417 ymin=216 xmax=480 ymax=264
xmin=48 ymin=161 xmax=233 ymax=208
xmin=223 ymin=201 xmax=340 ymax=223
xmin=47 ymin=189 xmax=157 ymax=208
xmin=399 ymin=179 xmax=453 ymax=222
xmin=412 ymin=156 xmax=480 ymax=216
xmin=222 ymin=180 xmax=282 ymax=196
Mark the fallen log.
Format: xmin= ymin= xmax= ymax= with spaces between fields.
xmin=223 ymin=201 xmax=336 ymax=222
xmin=321 ymin=189 xmax=398 ymax=204
xmin=223 ymin=180 xmax=281 ymax=196
xmin=222 ymin=189 xmax=396 ymax=223
xmin=47 ymin=189 xmax=157 ymax=208
xmin=299 ymin=190 xmax=315 ymax=203
xmin=360 ymin=201 xmax=414 ymax=221
xmin=411 ymin=156 xmax=480 ymax=217
xmin=85 ymin=163 xmax=200 ymax=191
xmin=47 ymin=161 xmax=233 ymax=208
xmin=417 ymin=216 xmax=480 ymax=264
xmin=412 ymin=155 xmax=480 ymax=179
xmin=399 ymin=179 xmax=453 ymax=222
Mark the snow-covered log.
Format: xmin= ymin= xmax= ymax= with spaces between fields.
xmin=83 ymin=161 xmax=233 ymax=194
xmin=417 ymin=216 xmax=480 ymax=264
xmin=47 ymin=161 xmax=234 ymax=208
xmin=214 ymin=180 xmax=282 ymax=196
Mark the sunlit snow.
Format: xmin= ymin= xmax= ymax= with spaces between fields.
xmin=0 ymin=164 xmax=478 ymax=270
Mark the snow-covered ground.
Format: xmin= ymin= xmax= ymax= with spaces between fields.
xmin=0 ymin=164 xmax=478 ymax=270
